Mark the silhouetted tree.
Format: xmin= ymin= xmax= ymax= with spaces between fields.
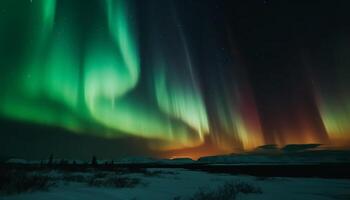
xmin=91 ymin=155 xmax=97 ymax=167
xmin=59 ymin=159 xmax=67 ymax=165
xmin=48 ymin=154 xmax=53 ymax=166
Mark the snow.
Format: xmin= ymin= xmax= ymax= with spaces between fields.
xmin=1 ymin=168 xmax=349 ymax=200
xmin=198 ymin=150 xmax=350 ymax=164
xmin=5 ymin=159 xmax=27 ymax=164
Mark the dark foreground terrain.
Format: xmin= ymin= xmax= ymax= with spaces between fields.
xmin=2 ymin=162 xmax=350 ymax=179
xmin=1 ymin=162 xmax=350 ymax=200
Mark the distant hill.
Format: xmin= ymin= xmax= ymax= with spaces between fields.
xmin=198 ymin=149 xmax=350 ymax=165
xmin=2 ymin=142 xmax=349 ymax=165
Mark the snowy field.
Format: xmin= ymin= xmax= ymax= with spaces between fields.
xmin=1 ymin=168 xmax=350 ymax=200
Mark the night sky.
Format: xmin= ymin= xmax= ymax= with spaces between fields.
xmin=1 ymin=0 xmax=350 ymax=160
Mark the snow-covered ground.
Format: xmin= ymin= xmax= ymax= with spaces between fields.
xmin=1 ymin=168 xmax=349 ymax=200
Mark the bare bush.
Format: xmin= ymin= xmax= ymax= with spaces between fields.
xmin=88 ymin=176 xmax=141 ymax=188
xmin=62 ymin=174 xmax=88 ymax=183
xmin=189 ymin=180 xmax=262 ymax=200
xmin=0 ymin=171 xmax=54 ymax=195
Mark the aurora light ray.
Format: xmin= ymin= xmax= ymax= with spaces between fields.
xmin=307 ymin=37 xmax=350 ymax=147
xmin=0 ymin=0 xmax=203 ymax=150
xmin=150 ymin=5 xmax=209 ymax=144
xmin=0 ymin=0 xmax=349 ymax=159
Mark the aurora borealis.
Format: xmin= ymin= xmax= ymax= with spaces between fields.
xmin=0 ymin=0 xmax=350 ymax=159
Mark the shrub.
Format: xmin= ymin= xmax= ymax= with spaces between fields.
xmin=62 ymin=174 xmax=88 ymax=183
xmin=0 ymin=171 xmax=54 ymax=195
xmin=88 ymin=176 xmax=141 ymax=188
xmin=189 ymin=180 xmax=262 ymax=200
xmin=143 ymin=170 xmax=179 ymax=177
xmin=93 ymin=172 xmax=108 ymax=179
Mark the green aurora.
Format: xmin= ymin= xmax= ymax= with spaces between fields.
xmin=1 ymin=0 xmax=349 ymax=157
xmin=0 ymin=0 xmax=208 ymax=150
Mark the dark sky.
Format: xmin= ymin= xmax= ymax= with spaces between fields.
xmin=0 ymin=0 xmax=349 ymax=160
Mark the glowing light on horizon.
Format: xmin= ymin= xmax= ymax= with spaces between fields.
xmin=0 ymin=0 xmax=349 ymax=157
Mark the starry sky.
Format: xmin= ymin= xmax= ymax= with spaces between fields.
xmin=0 ymin=0 xmax=350 ymax=160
